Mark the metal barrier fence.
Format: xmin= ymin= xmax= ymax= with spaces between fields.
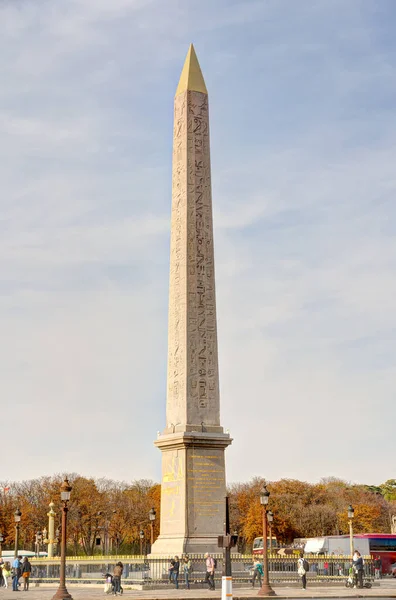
xmin=27 ymin=554 xmax=374 ymax=586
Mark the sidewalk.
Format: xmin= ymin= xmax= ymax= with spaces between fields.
xmin=2 ymin=583 xmax=395 ymax=600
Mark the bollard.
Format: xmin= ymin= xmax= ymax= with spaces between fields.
xmin=221 ymin=575 xmax=232 ymax=600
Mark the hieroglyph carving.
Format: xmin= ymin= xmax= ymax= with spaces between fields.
xmin=167 ymin=90 xmax=220 ymax=428
xmin=167 ymin=94 xmax=187 ymax=419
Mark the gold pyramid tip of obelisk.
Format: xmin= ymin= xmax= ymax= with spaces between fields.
xmin=175 ymin=44 xmax=208 ymax=96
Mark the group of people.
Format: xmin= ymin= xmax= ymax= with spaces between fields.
xmin=106 ymin=550 xmax=371 ymax=593
xmin=0 ymin=557 xmax=32 ymax=592
xmin=350 ymin=550 xmax=365 ymax=589
xmin=105 ymin=554 xmax=216 ymax=593
xmin=167 ymin=552 xmax=216 ymax=591
xmin=297 ymin=550 xmax=367 ymax=590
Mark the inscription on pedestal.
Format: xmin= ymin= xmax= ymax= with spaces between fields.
xmin=187 ymin=447 xmax=226 ymax=534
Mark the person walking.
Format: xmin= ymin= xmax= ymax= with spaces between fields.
xmin=182 ymin=554 xmax=192 ymax=590
xmin=251 ymin=557 xmax=263 ymax=588
xmin=204 ymin=553 xmax=215 ymax=591
xmin=12 ymin=556 xmax=22 ymax=592
xmin=2 ymin=562 xmax=11 ymax=588
xmin=21 ymin=557 xmax=32 ymax=591
xmin=112 ymin=561 xmax=123 ymax=596
xmin=297 ymin=552 xmax=307 ymax=590
xmin=352 ymin=550 xmax=364 ymax=589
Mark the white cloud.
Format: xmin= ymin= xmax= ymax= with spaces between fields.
xmin=0 ymin=0 xmax=395 ymax=486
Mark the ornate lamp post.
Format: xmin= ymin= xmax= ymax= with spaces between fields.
xmin=258 ymin=483 xmax=275 ymax=597
xmin=52 ymin=478 xmax=73 ymax=600
xmin=139 ymin=530 xmax=145 ymax=556
xmin=148 ymin=508 xmax=156 ymax=548
xmin=267 ymin=511 xmax=274 ymax=550
xmin=348 ymin=504 xmax=354 ymax=557
xmin=14 ymin=508 xmax=22 ymax=558
xmin=0 ymin=532 xmax=3 ymax=558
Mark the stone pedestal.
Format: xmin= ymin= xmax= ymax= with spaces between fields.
xmin=151 ymin=431 xmax=231 ymax=555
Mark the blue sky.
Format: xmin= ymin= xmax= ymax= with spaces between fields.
xmin=1 ymin=0 xmax=395 ymax=485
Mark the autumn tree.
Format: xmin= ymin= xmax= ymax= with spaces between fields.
xmin=228 ymin=476 xmax=394 ymax=551
xmin=1 ymin=474 xmax=394 ymax=556
xmin=0 ymin=475 xmax=160 ymax=556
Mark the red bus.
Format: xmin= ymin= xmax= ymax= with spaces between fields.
xmin=355 ymin=534 xmax=396 ymax=575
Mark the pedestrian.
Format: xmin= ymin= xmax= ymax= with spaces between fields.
xmin=374 ymin=556 xmax=382 ymax=579
xmin=251 ymin=557 xmax=263 ymax=588
xmin=347 ymin=564 xmax=354 ymax=587
xmin=182 ymin=554 xmax=192 ymax=589
xmin=352 ymin=550 xmax=364 ymax=589
xmin=297 ymin=552 xmax=307 ymax=590
xmin=168 ymin=558 xmax=175 ymax=583
xmin=323 ymin=560 xmax=329 ymax=576
xmin=2 ymin=562 xmax=11 ymax=588
xmin=112 ymin=561 xmax=123 ymax=596
xmin=12 ymin=556 xmax=22 ymax=592
xmin=171 ymin=556 xmax=179 ymax=589
xmin=21 ymin=557 xmax=32 ymax=591
xmin=204 ymin=552 xmax=215 ymax=590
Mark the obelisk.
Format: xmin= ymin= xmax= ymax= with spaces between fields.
xmin=151 ymin=45 xmax=232 ymax=556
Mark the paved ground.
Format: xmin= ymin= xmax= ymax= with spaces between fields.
xmin=1 ymin=582 xmax=396 ymax=600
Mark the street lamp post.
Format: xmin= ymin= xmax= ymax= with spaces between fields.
xmin=14 ymin=509 xmax=22 ymax=558
xmin=258 ymin=483 xmax=275 ymax=597
xmin=267 ymin=511 xmax=274 ymax=550
xmin=148 ymin=508 xmax=156 ymax=549
xmin=139 ymin=530 xmax=145 ymax=556
xmin=51 ymin=478 xmax=73 ymax=600
xmin=0 ymin=532 xmax=3 ymax=558
xmin=348 ymin=504 xmax=354 ymax=557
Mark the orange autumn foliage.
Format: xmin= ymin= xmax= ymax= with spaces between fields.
xmin=229 ymin=477 xmax=392 ymax=548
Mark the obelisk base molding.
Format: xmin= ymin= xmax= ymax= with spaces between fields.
xmin=150 ymin=432 xmax=232 ymax=556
